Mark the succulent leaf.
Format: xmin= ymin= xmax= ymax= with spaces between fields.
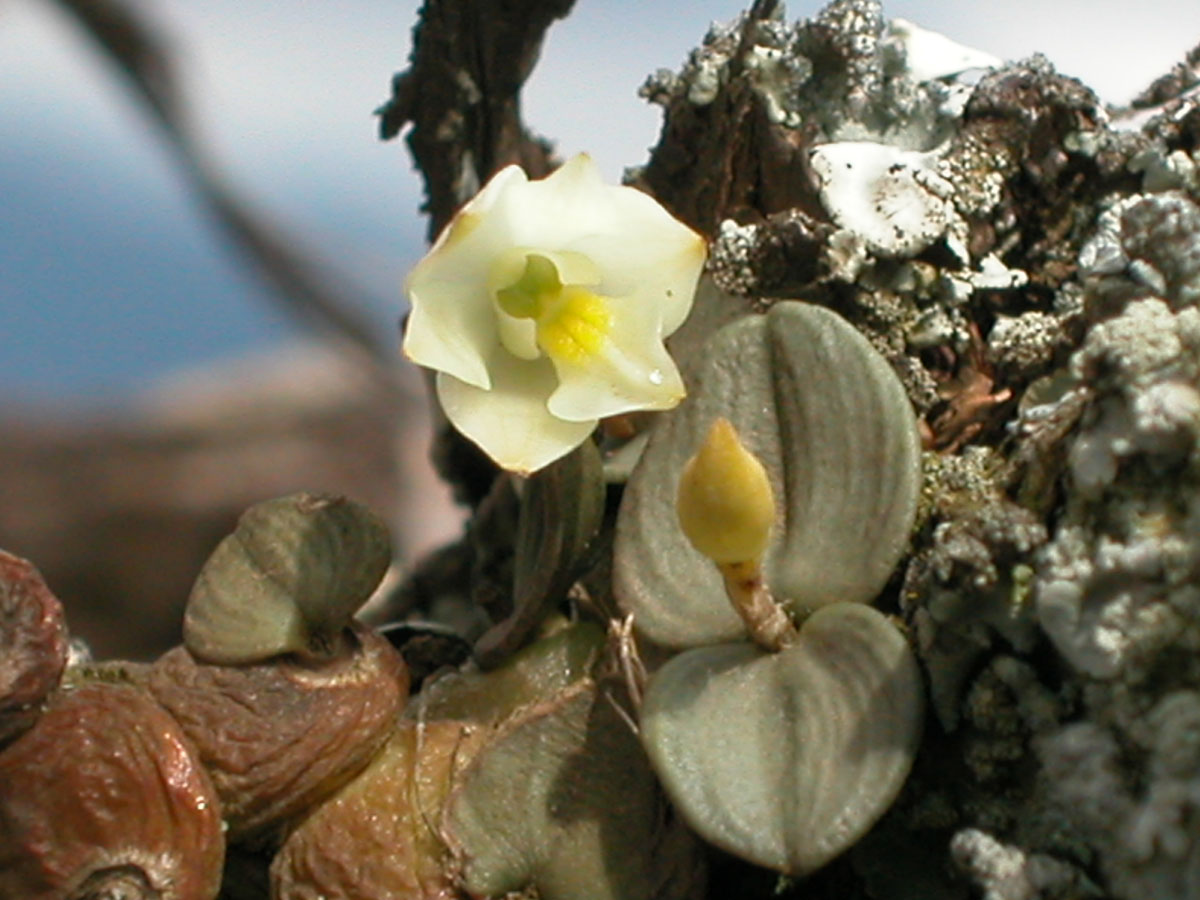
xmin=184 ymin=493 xmax=392 ymax=665
xmin=420 ymin=621 xmax=605 ymax=724
xmin=475 ymin=441 xmax=606 ymax=666
xmin=639 ymin=603 xmax=923 ymax=875
xmin=445 ymin=680 xmax=705 ymax=900
xmin=615 ymin=300 xmax=922 ymax=648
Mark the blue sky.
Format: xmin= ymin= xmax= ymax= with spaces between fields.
xmin=2 ymin=0 xmax=1198 ymax=405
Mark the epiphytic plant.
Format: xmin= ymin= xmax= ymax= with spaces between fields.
xmin=615 ymin=299 xmax=926 ymax=874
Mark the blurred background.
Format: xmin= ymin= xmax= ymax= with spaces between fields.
xmin=2 ymin=0 xmax=1197 ymax=658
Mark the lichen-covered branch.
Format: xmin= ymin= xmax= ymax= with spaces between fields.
xmin=378 ymin=0 xmax=575 ymax=239
xmin=385 ymin=1 xmax=1200 ymax=897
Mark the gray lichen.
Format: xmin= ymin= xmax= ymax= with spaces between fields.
xmin=1080 ymin=193 xmax=1200 ymax=310
xmin=988 ymin=312 xmax=1061 ymax=380
xmin=641 ymin=0 xmax=977 ymax=151
xmin=950 ymin=84 xmax=1200 ymax=898
xmin=951 ymin=827 xmax=1097 ymax=900
xmin=904 ymin=448 xmax=1047 ymax=728
xmin=1034 ymin=293 xmax=1200 ymax=682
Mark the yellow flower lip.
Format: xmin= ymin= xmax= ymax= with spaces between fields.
xmin=538 ymin=288 xmax=612 ymax=364
xmin=495 ymin=253 xmax=615 ymax=366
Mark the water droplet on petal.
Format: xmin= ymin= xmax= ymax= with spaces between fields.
xmin=649 ymin=369 xmax=664 ymax=385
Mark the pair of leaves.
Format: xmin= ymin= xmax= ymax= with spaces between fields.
xmin=184 ymin=494 xmax=391 ymax=665
xmin=617 ymin=300 xmax=921 ymax=646
xmin=641 ymin=604 xmax=923 ymax=874
xmin=616 ymin=300 xmax=925 ymax=875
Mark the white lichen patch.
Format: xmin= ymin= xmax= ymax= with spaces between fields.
xmin=822 ymin=229 xmax=870 ymax=282
xmin=685 ymin=16 xmax=743 ymax=106
xmin=1037 ymin=524 xmax=1189 ymax=679
xmin=744 ymin=45 xmax=812 ymax=127
xmin=708 ymin=219 xmax=760 ymax=295
xmin=883 ymin=19 xmax=1002 ymax=84
xmin=1058 ymin=300 xmax=1200 ymax=502
xmin=906 ymin=304 xmax=959 ymax=350
xmin=1129 ymin=147 xmax=1200 ymax=194
xmin=645 ymin=0 xmax=988 ymax=158
xmin=950 ymin=829 xmax=1038 ymax=900
xmin=1131 ymin=380 xmax=1200 ymax=457
xmin=971 ymin=255 xmax=1029 ymax=290
xmin=686 ymin=54 xmax=726 ymax=106
xmin=1080 ymin=193 xmax=1200 ymax=309
xmin=809 ymin=141 xmax=958 ymax=256
xmin=1033 ymin=290 xmax=1200 ymax=680
xmin=939 ymin=135 xmax=1015 ymax=220
xmin=988 ymin=311 xmax=1060 ymax=377
xmin=941 ymin=255 xmax=1028 ymax=305
xmin=1072 ymin=299 xmax=1191 ymax=388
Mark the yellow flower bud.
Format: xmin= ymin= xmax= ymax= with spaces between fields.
xmin=676 ymin=418 xmax=775 ymax=565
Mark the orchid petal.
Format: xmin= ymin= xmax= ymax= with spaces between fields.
xmin=404 ymin=168 xmax=531 ymax=388
xmin=569 ymin=229 xmax=706 ymax=336
xmin=404 ymin=280 xmax=498 ymax=389
xmin=404 ymin=154 xmax=706 ymax=473
xmin=546 ymin=293 xmax=686 ymax=422
xmin=436 ymin=354 xmax=598 ymax=475
xmin=408 ymin=166 xmax=528 ymax=289
xmin=509 ymin=157 xmax=704 ymax=336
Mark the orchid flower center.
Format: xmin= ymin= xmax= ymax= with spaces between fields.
xmin=494 ymin=253 xmax=612 ymax=364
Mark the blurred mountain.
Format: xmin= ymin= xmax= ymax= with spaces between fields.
xmin=0 ymin=344 xmax=461 ymax=660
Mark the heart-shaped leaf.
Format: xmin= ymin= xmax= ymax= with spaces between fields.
xmin=615 ymin=301 xmax=921 ymax=648
xmin=640 ymin=603 xmax=923 ymax=875
xmin=185 ymin=493 xmax=392 ymax=664
xmin=445 ymin=680 xmax=704 ymax=900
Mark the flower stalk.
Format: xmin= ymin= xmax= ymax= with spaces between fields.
xmin=717 ymin=560 xmax=798 ymax=653
xmin=676 ymin=418 xmax=798 ymax=652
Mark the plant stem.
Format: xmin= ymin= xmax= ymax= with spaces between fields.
xmin=718 ymin=560 xmax=798 ymax=652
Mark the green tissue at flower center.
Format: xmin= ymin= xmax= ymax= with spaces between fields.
xmin=494 ymin=253 xmax=613 ymax=364
xmin=495 ymin=253 xmax=560 ymax=319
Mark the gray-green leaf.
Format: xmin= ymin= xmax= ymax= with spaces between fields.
xmin=475 ymin=441 xmax=606 ymax=667
xmin=184 ymin=493 xmax=391 ymax=664
xmin=614 ymin=301 xmax=921 ymax=648
xmin=445 ymin=680 xmax=705 ymax=900
xmin=640 ymin=603 xmax=923 ymax=875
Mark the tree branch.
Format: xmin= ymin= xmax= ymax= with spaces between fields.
xmin=378 ymin=0 xmax=575 ymax=240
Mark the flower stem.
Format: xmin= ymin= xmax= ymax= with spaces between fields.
xmin=718 ymin=560 xmax=798 ymax=653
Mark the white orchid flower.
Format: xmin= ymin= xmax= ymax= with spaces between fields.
xmin=403 ymin=153 xmax=707 ymax=474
